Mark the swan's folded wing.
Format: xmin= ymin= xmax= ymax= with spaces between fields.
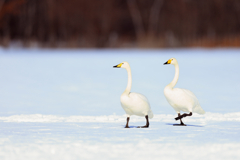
xmin=129 ymin=92 xmax=149 ymax=103
xmin=181 ymin=89 xmax=205 ymax=114
xmin=129 ymin=92 xmax=154 ymax=118
xmin=181 ymin=89 xmax=198 ymax=101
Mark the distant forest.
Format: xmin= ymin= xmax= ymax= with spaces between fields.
xmin=0 ymin=0 xmax=240 ymax=48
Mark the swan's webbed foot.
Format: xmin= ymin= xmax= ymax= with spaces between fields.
xmin=177 ymin=118 xmax=186 ymax=126
xmin=137 ymin=125 xmax=149 ymax=128
xmin=137 ymin=115 xmax=149 ymax=128
xmin=173 ymin=117 xmax=187 ymax=126
xmin=125 ymin=117 xmax=130 ymax=128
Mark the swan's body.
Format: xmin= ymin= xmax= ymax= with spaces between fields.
xmin=113 ymin=61 xmax=153 ymax=128
xmin=163 ymin=58 xmax=205 ymax=125
xmin=121 ymin=92 xmax=154 ymax=118
xmin=164 ymin=87 xmax=205 ymax=114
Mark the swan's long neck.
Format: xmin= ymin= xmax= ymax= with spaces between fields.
xmin=124 ymin=66 xmax=132 ymax=94
xmin=168 ymin=63 xmax=179 ymax=88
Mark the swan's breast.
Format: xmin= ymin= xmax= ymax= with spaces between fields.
xmin=120 ymin=94 xmax=130 ymax=106
xmin=164 ymin=87 xmax=177 ymax=107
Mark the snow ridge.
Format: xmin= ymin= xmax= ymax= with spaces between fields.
xmin=0 ymin=112 xmax=240 ymax=123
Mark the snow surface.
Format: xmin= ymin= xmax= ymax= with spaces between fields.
xmin=0 ymin=48 xmax=240 ymax=160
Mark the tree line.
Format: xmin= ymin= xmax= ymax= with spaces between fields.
xmin=0 ymin=0 xmax=240 ymax=48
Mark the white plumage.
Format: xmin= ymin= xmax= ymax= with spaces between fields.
xmin=163 ymin=58 xmax=205 ymax=125
xmin=121 ymin=92 xmax=154 ymax=118
xmin=113 ymin=61 xmax=153 ymax=128
xmin=164 ymin=87 xmax=205 ymax=114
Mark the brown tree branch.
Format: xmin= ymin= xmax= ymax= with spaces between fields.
xmin=127 ymin=0 xmax=145 ymax=40
xmin=148 ymin=0 xmax=164 ymax=37
xmin=0 ymin=0 xmax=5 ymax=13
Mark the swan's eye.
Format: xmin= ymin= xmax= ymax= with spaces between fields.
xmin=122 ymin=63 xmax=124 ymax=64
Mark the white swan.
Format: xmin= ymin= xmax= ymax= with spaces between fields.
xmin=113 ymin=61 xmax=153 ymax=128
xmin=163 ymin=58 xmax=205 ymax=126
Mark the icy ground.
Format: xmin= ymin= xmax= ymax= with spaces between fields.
xmin=0 ymin=48 xmax=240 ymax=159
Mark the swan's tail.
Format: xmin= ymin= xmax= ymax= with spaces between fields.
xmin=148 ymin=110 xmax=154 ymax=119
xmin=193 ymin=105 xmax=205 ymax=114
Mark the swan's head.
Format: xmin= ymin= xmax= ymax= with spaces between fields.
xmin=113 ymin=61 xmax=130 ymax=69
xmin=164 ymin=58 xmax=178 ymax=65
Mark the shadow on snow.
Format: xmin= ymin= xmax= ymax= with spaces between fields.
xmin=165 ymin=123 xmax=204 ymax=127
xmin=121 ymin=125 xmax=148 ymax=128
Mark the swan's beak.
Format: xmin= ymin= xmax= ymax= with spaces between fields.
xmin=163 ymin=59 xmax=171 ymax=65
xmin=113 ymin=65 xmax=118 ymax=68
xmin=113 ymin=63 xmax=122 ymax=68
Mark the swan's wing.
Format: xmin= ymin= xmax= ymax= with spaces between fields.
xmin=180 ymin=89 xmax=198 ymax=101
xmin=129 ymin=92 xmax=149 ymax=103
xmin=180 ymin=89 xmax=205 ymax=114
xmin=129 ymin=92 xmax=154 ymax=118
xmin=128 ymin=92 xmax=150 ymax=108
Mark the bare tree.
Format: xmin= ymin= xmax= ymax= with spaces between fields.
xmin=127 ymin=0 xmax=164 ymax=43
xmin=1 ymin=0 xmax=240 ymax=48
xmin=148 ymin=0 xmax=164 ymax=38
xmin=127 ymin=0 xmax=145 ymax=40
xmin=0 ymin=0 xmax=5 ymax=13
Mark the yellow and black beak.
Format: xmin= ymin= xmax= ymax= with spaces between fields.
xmin=163 ymin=59 xmax=171 ymax=65
xmin=113 ymin=63 xmax=122 ymax=68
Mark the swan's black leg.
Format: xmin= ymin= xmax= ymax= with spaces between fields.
xmin=125 ymin=117 xmax=130 ymax=128
xmin=137 ymin=115 xmax=149 ymax=128
xmin=174 ymin=112 xmax=192 ymax=126
xmin=177 ymin=113 xmax=185 ymax=125
xmin=179 ymin=119 xmax=185 ymax=125
xmin=175 ymin=112 xmax=192 ymax=120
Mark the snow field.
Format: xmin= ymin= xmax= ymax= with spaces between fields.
xmin=0 ymin=112 xmax=240 ymax=123
xmin=0 ymin=141 xmax=240 ymax=160
xmin=0 ymin=118 xmax=240 ymax=160
xmin=0 ymin=48 xmax=240 ymax=159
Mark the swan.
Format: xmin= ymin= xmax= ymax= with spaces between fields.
xmin=113 ymin=61 xmax=153 ymax=128
xmin=163 ymin=58 xmax=205 ymax=126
